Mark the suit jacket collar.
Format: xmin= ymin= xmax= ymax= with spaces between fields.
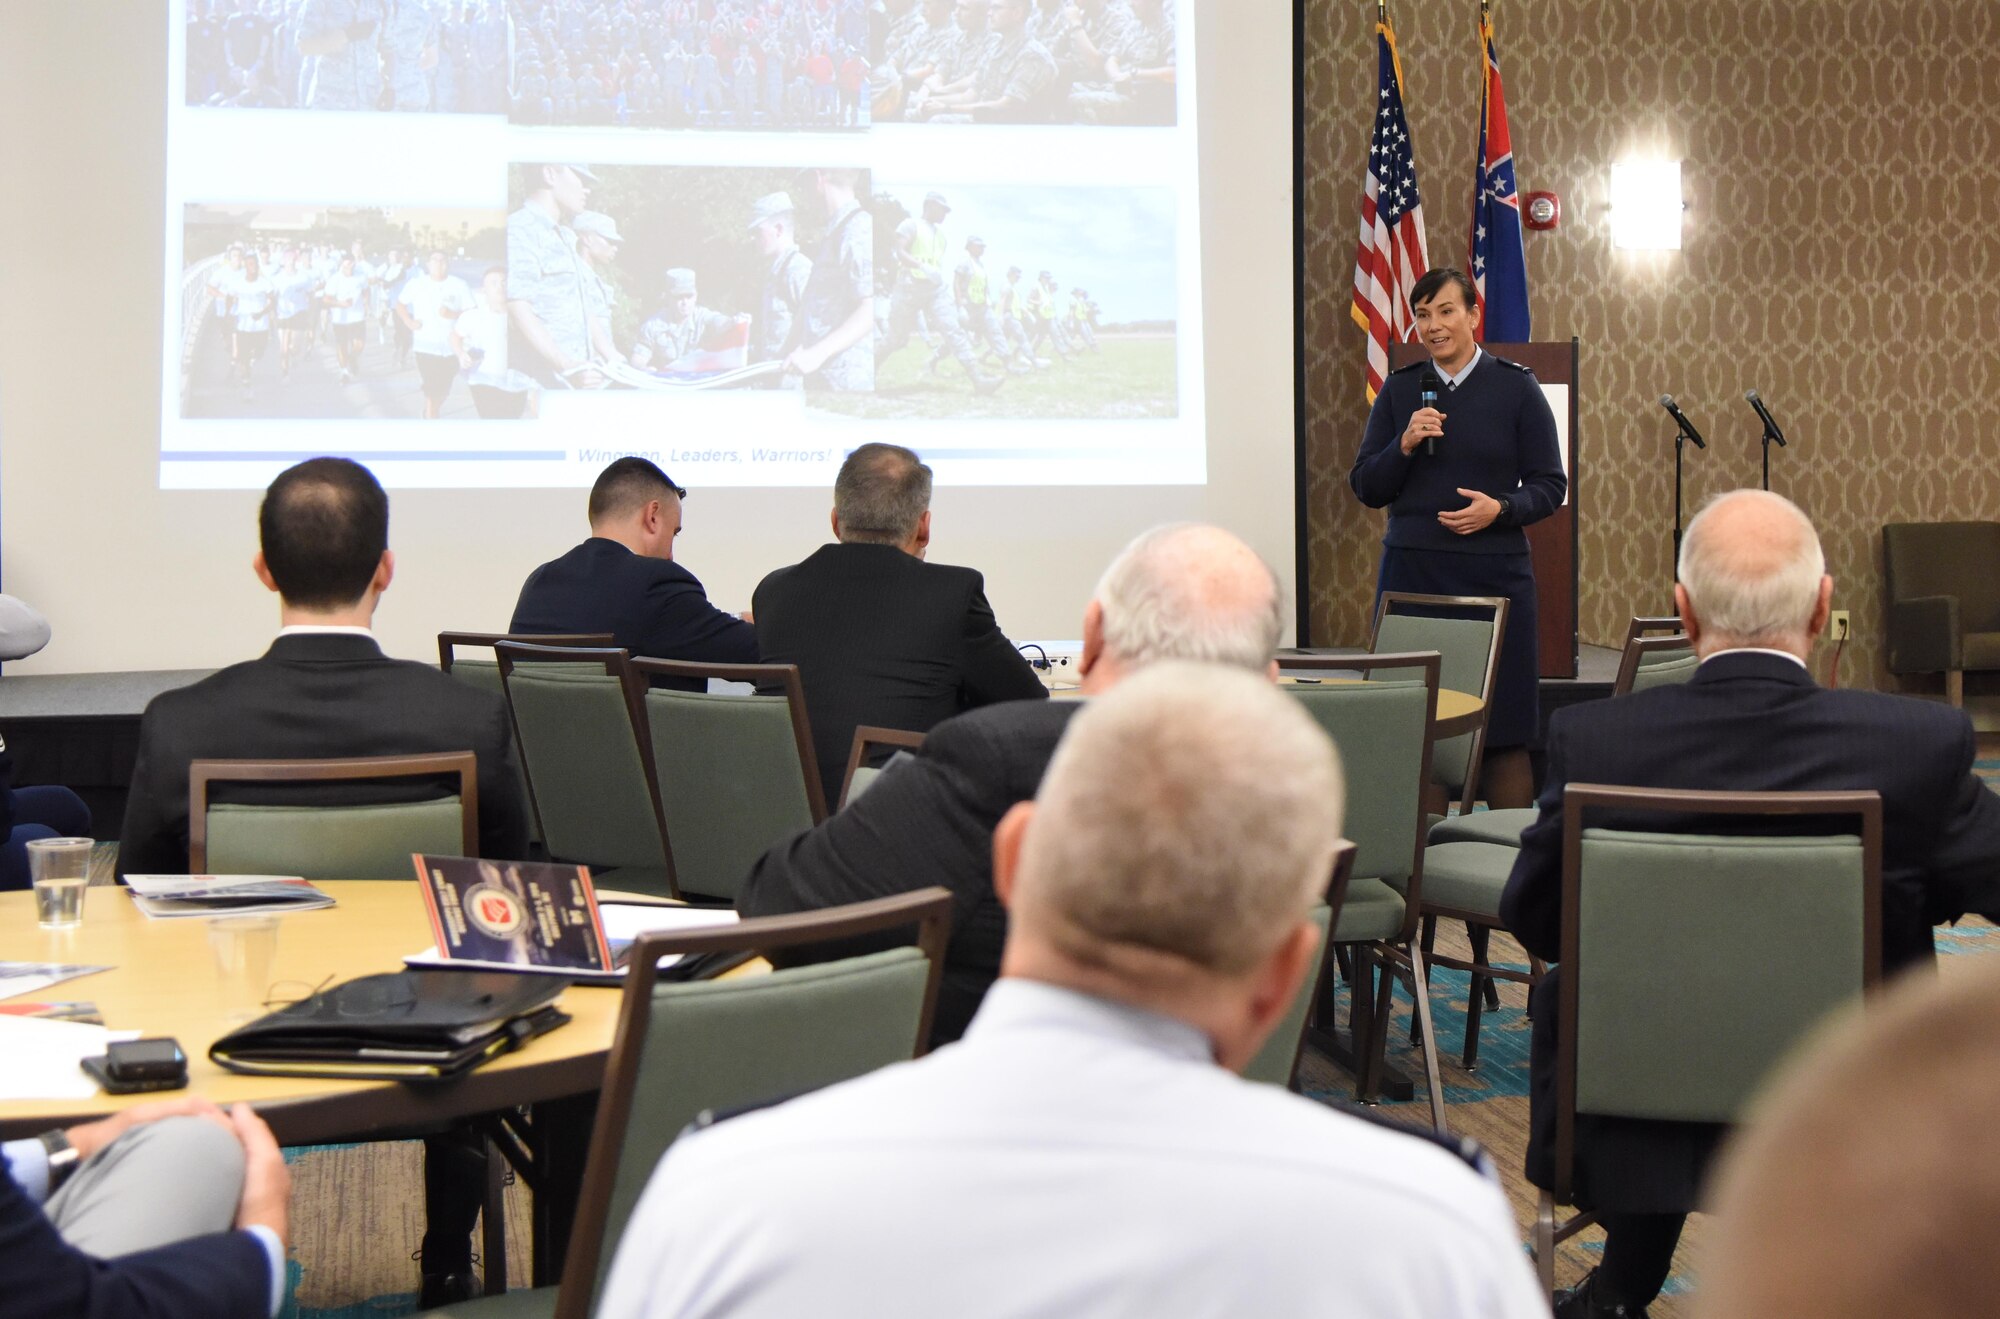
xmin=262 ymin=632 xmax=387 ymax=663
xmin=1690 ymin=649 xmax=1817 ymax=688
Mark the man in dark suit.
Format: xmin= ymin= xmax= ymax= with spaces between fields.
xmin=118 ymin=459 xmax=530 ymax=878
xmin=116 ymin=457 xmax=530 ymax=1306
xmin=752 ymin=442 xmax=1047 ymax=807
xmin=1499 ymin=489 xmax=2000 ymax=1319
xmin=740 ymin=522 xmax=1286 ymax=1044
xmin=510 ymin=458 xmax=759 ymax=687
xmin=2 ymin=1096 xmax=290 ymax=1318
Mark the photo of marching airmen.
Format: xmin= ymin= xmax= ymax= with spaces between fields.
xmin=184 ymin=0 xmax=511 ymax=113
xmin=504 ymin=163 xmax=873 ymax=395
xmin=179 ymin=205 xmax=525 ymax=420
xmin=824 ymin=183 xmax=1175 ymax=420
xmin=872 ymin=0 xmax=1175 ymax=126
xmin=509 ymin=0 xmax=872 ymax=129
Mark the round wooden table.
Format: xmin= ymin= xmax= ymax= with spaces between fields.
xmin=0 ymin=882 xmax=626 ymax=1143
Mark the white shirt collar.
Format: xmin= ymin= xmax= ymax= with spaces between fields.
xmin=1701 ymin=646 xmax=1809 ymax=670
xmin=1438 ymin=346 xmax=1482 ymax=389
xmin=964 ymin=978 xmax=1215 ymax=1066
xmin=276 ymin=624 xmax=377 ymax=639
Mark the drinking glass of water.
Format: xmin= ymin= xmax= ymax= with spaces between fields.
xmin=28 ymin=837 xmax=93 ymax=929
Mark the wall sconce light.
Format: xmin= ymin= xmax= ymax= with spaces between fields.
xmin=1609 ymin=160 xmax=1683 ymax=250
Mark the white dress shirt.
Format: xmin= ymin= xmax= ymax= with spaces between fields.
xmin=597 ymin=979 xmax=1547 ymax=1319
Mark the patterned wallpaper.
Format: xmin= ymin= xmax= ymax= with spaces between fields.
xmin=1300 ymin=0 xmax=2000 ymax=693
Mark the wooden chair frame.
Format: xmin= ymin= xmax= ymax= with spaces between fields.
xmin=187 ymin=752 xmax=478 ymax=873
xmin=1369 ymin=591 xmax=1508 ymax=815
xmin=1612 ymin=632 xmax=1694 ymax=696
xmin=837 ymin=725 xmax=930 ymax=811
xmin=630 ymin=658 xmax=830 ymax=825
xmin=549 ymin=888 xmax=954 ymax=1319
xmin=494 ymin=642 xmax=680 ymax=900
xmin=437 ymin=631 xmax=616 ymax=672
xmin=1285 ymin=651 xmax=1447 ymax=1130
xmin=1623 ymin=615 xmax=1684 ymax=646
xmin=1533 ymin=784 xmax=1884 ymax=1297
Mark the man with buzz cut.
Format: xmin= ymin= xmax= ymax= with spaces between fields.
xmin=751 ymin=442 xmax=1044 ymax=811
xmin=511 ymin=457 xmax=759 ymax=688
xmin=117 ymin=456 xmax=528 ymax=1306
xmin=606 ymin=663 xmax=1550 ymax=1319
xmin=742 ymin=521 xmax=1278 ymax=1045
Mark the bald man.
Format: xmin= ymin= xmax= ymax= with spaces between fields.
xmin=603 ymin=664 xmax=1547 ymax=1319
xmin=1697 ymin=957 xmax=2000 ymax=1319
xmin=740 ymin=521 xmax=1286 ymax=1046
xmin=1499 ymin=489 xmax=2000 ymax=1318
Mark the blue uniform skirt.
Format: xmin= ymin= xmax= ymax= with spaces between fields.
xmin=1375 ymin=546 xmax=1540 ymax=750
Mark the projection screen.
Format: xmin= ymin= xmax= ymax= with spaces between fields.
xmin=0 ymin=1 xmax=1295 ymax=674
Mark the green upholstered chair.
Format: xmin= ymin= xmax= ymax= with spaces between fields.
xmin=1282 ymin=651 xmax=1447 ymax=1130
xmin=1240 ymin=841 xmax=1358 ymax=1090
xmin=435 ymin=888 xmax=953 ymax=1319
xmin=188 ymin=752 xmax=477 ymax=879
xmin=1883 ymin=520 xmax=2000 ymax=707
xmin=837 ymin=726 xmax=929 ymax=810
xmin=1531 ymin=784 xmax=1884 ymax=1298
xmin=495 ymin=643 xmax=678 ymax=899
xmin=1426 ymin=620 xmax=1698 ymax=851
xmin=628 ymin=659 xmax=826 ymax=902
xmin=1422 ymin=617 xmax=1701 ymax=1064
xmin=440 ymin=632 xmax=613 ymax=850
xmin=1370 ymin=592 xmax=1507 ymax=816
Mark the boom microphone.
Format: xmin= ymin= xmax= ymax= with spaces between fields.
xmin=1658 ymin=394 xmax=1707 ymax=449
xmin=1745 ymin=389 xmax=1787 ymax=446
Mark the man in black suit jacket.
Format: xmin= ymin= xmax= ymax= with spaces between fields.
xmin=752 ymin=443 xmax=1047 ymax=806
xmin=116 ymin=457 xmax=530 ymax=1306
xmin=510 ymin=458 xmax=759 ymax=687
xmin=1499 ymin=490 xmax=2000 ymax=1319
xmin=740 ymin=522 xmax=1287 ymax=1044
xmin=2 ymin=1096 xmax=290 ymax=1319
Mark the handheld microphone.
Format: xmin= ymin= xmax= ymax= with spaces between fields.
xmin=1744 ymin=389 xmax=1787 ymax=446
xmin=1658 ymin=394 xmax=1707 ymax=449
xmin=1419 ymin=370 xmax=1441 ymax=456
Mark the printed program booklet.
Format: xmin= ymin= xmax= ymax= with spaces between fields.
xmin=124 ymin=875 xmax=335 ymax=918
xmin=407 ymin=855 xmax=738 ymax=983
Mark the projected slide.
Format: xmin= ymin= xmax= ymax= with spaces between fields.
xmin=164 ymin=0 xmax=1198 ymax=490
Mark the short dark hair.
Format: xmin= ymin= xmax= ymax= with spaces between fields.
xmin=1410 ymin=267 xmax=1478 ymax=313
xmin=588 ymin=457 xmax=685 ymax=525
xmin=834 ymin=443 xmax=932 ymax=544
xmin=258 ymin=458 xmax=389 ymax=609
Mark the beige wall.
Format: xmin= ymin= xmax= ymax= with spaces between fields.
xmin=1302 ymin=0 xmax=2000 ymax=693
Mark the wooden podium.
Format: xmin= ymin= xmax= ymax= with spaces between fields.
xmin=1385 ymin=337 xmax=1579 ymax=679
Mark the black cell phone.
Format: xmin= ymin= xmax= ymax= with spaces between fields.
xmin=81 ymin=1037 xmax=189 ymax=1094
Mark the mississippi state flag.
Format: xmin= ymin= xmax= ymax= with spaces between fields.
xmin=1469 ymin=11 xmax=1529 ymax=342
xmin=1350 ymin=11 xmax=1429 ymax=402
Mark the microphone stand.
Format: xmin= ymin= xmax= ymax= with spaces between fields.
xmin=1673 ymin=428 xmax=1689 ymax=568
xmin=1759 ymin=420 xmax=1781 ymax=491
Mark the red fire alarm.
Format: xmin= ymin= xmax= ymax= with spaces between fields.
xmin=1524 ymin=191 xmax=1560 ymax=231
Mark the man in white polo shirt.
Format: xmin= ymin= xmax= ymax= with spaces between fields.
xmin=598 ymin=663 xmax=1547 ymax=1319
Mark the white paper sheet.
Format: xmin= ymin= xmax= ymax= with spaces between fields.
xmin=0 ymin=1017 xmax=141 ymax=1100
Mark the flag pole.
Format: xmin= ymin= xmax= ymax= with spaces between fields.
xmin=1378 ymin=0 xmax=1387 ymax=26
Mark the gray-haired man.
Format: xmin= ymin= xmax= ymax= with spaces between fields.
xmin=751 ymin=442 xmax=1045 ymax=814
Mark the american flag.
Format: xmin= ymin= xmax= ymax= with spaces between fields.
xmin=1350 ymin=11 xmax=1430 ymax=402
xmin=1470 ymin=8 xmax=1530 ymax=341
